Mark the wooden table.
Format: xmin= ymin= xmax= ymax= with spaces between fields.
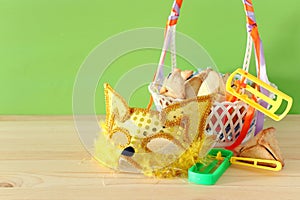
xmin=0 ymin=115 xmax=299 ymax=200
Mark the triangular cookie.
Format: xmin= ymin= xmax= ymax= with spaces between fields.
xmin=236 ymin=127 xmax=285 ymax=166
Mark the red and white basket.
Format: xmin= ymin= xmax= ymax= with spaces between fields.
xmin=148 ymin=0 xmax=271 ymax=148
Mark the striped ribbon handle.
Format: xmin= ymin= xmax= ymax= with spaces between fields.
xmin=153 ymin=0 xmax=269 ymax=134
xmin=243 ymin=0 xmax=270 ymax=134
xmin=147 ymin=0 xmax=182 ymax=110
xmin=153 ymin=0 xmax=183 ymax=85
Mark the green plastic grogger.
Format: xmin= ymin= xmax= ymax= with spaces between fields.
xmin=188 ymin=148 xmax=233 ymax=185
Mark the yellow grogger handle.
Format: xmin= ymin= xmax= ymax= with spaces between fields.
xmin=215 ymin=151 xmax=282 ymax=172
xmin=230 ymin=157 xmax=282 ymax=172
xmin=226 ymin=69 xmax=293 ymax=121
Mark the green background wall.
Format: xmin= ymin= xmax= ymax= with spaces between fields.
xmin=1 ymin=0 xmax=299 ymax=115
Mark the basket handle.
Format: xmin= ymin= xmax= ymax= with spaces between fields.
xmin=154 ymin=0 xmax=269 ymax=83
xmin=152 ymin=0 xmax=183 ymax=85
xmin=146 ymin=1 xmax=182 ymax=110
xmin=243 ymin=0 xmax=270 ymax=134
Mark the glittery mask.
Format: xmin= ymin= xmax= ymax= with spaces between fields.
xmin=94 ymin=83 xmax=214 ymax=178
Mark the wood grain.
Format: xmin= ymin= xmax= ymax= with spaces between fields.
xmin=0 ymin=115 xmax=299 ymax=200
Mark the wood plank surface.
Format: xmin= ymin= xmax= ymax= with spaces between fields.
xmin=0 ymin=115 xmax=299 ymax=200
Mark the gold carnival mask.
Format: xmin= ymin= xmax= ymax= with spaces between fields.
xmin=94 ymin=83 xmax=214 ymax=178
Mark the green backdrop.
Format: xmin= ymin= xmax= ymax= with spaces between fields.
xmin=1 ymin=0 xmax=299 ymax=115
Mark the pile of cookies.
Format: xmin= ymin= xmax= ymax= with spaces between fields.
xmin=159 ymin=68 xmax=230 ymax=102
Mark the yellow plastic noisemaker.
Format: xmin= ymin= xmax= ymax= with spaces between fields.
xmin=226 ymin=68 xmax=293 ymax=121
xmin=215 ymin=151 xmax=282 ymax=172
xmin=229 ymin=156 xmax=282 ymax=172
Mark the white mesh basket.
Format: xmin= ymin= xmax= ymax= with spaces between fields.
xmin=149 ymin=83 xmax=256 ymax=147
